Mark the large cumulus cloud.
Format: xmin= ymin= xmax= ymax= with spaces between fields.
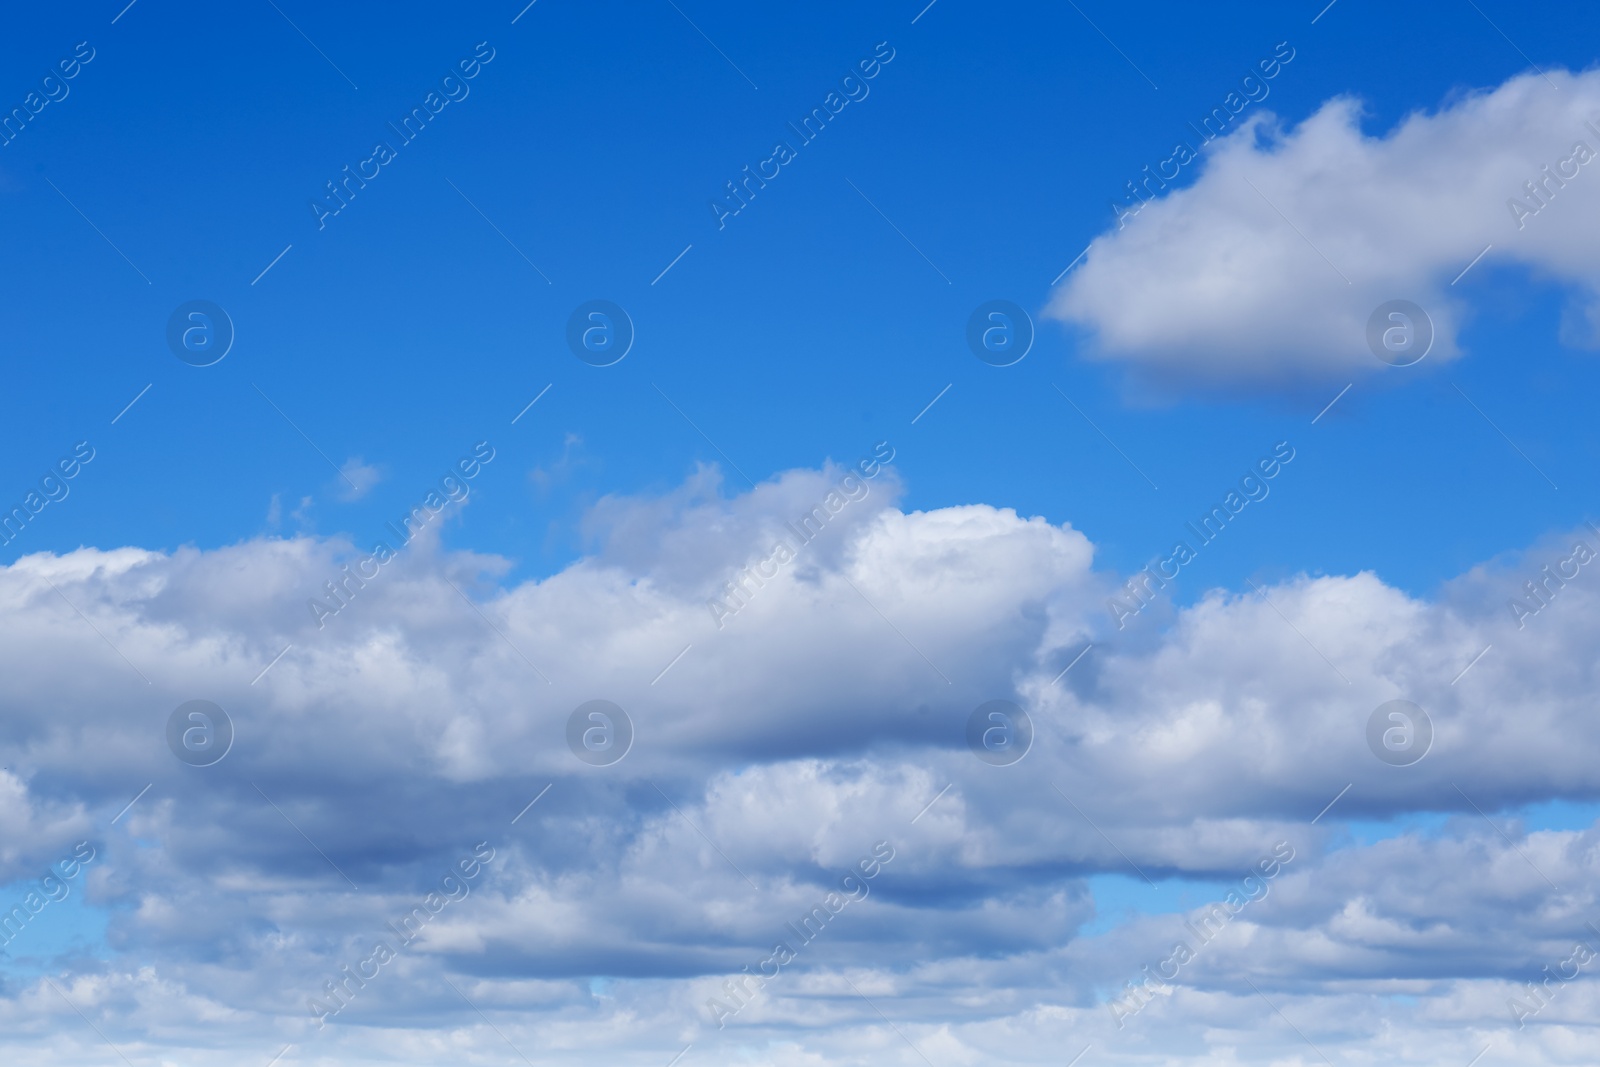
xmin=0 ymin=464 xmax=1598 ymax=1065
xmin=1048 ymin=68 xmax=1600 ymax=390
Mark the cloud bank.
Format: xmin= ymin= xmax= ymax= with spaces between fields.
xmin=1 ymin=466 xmax=1598 ymax=1065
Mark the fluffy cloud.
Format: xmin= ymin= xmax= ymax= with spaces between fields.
xmin=1048 ymin=68 xmax=1600 ymax=389
xmin=1 ymin=467 xmax=1598 ymax=1064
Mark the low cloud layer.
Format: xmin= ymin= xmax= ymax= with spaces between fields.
xmin=1 ymin=466 xmax=1597 ymax=1064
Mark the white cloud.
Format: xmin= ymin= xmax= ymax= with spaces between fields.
xmin=1048 ymin=68 xmax=1600 ymax=390
xmin=0 ymin=467 xmax=1598 ymax=1062
xmin=336 ymin=456 xmax=383 ymax=501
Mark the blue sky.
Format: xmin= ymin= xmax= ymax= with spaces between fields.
xmin=4 ymin=0 xmax=1595 ymax=594
xmin=5 ymin=1 xmax=1600 ymax=1065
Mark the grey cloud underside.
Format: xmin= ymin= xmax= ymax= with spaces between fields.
xmin=0 ymin=465 xmax=1597 ymax=1064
